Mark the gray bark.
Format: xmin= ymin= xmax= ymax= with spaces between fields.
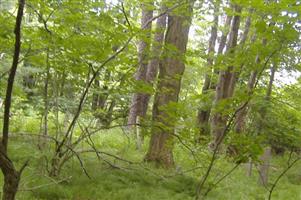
xmin=197 ymin=0 xmax=219 ymax=137
xmin=145 ymin=2 xmax=194 ymax=167
xmin=210 ymin=4 xmax=242 ymax=149
xmin=127 ymin=1 xmax=154 ymax=128
xmin=258 ymin=64 xmax=276 ymax=186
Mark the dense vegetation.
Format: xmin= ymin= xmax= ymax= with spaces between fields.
xmin=0 ymin=0 xmax=300 ymax=199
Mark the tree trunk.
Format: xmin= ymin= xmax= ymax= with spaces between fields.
xmin=196 ymin=12 xmax=233 ymax=140
xmin=142 ymin=4 xmax=167 ymax=114
xmin=127 ymin=1 xmax=153 ymax=128
xmin=258 ymin=64 xmax=276 ymax=186
xmin=197 ymin=0 xmax=219 ymax=138
xmin=210 ymin=5 xmax=242 ymax=149
xmin=0 ymin=0 xmax=25 ymax=199
xmin=234 ymin=38 xmax=267 ymax=135
xmin=0 ymin=150 xmax=20 ymax=200
xmin=145 ymin=2 xmax=194 ymax=167
xmin=258 ymin=147 xmax=272 ymax=186
xmin=40 ymin=48 xmax=50 ymax=148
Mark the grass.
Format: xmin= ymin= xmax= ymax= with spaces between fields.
xmin=0 ymin=114 xmax=301 ymax=199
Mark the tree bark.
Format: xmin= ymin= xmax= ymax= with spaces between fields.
xmin=234 ymin=38 xmax=267 ymax=134
xmin=210 ymin=4 xmax=242 ymax=149
xmin=258 ymin=64 xmax=276 ymax=186
xmin=142 ymin=4 xmax=167 ymax=114
xmin=0 ymin=0 xmax=25 ymax=199
xmin=197 ymin=0 xmax=219 ymax=137
xmin=196 ymin=12 xmax=233 ymax=140
xmin=145 ymin=2 xmax=194 ymax=167
xmin=127 ymin=1 xmax=153 ymax=128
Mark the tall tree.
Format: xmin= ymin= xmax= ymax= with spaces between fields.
xmin=145 ymin=1 xmax=194 ymax=167
xmin=258 ymin=63 xmax=277 ymax=186
xmin=210 ymin=4 xmax=242 ymax=149
xmin=142 ymin=3 xmax=167 ymax=115
xmin=0 ymin=0 xmax=26 ymax=199
xmin=197 ymin=0 xmax=220 ymax=137
xmin=127 ymin=0 xmax=154 ymax=128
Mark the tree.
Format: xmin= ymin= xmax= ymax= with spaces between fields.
xmin=197 ymin=0 xmax=220 ymax=137
xmin=145 ymin=0 xmax=194 ymax=167
xmin=127 ymin=0 xmax=153 ymax=128
xmin=0 ymin=0 xmax=26 ymax=199
xmin=210 ymin=4 xmax=242 ymax=149
xmin=258 ymin=64 xmax=276 ymax=186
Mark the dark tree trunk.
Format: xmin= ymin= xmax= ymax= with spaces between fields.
xmin=142 ymin=4 xmax=167 ymax=115
xmin=210 ymin=5 xmax=242 ymax=149
xmin=234 ymin=38 xmax=267 ymax=133
xmin=0 ymin=0 xmax=25 ymax=199
xmin=127 ymin=1 xmax=153 ymax=127
xmin=145 ymin=2 xmax=194 ymax=167
xmin=196 ymin=12 xmax=233 ymax=140
xmin=197 ymin=0 xmax=219 ymax=138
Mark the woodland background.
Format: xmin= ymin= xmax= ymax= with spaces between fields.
xmin=0 ymin=0 xmax=301 ymax=199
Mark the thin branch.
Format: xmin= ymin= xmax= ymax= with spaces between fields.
xmin=268 ymin=157 xmax=300 ymax=200
xmin=121 ymin=2 xmax=131 ymax=28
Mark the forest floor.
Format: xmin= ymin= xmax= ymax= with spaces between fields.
xmin=0 ymin=115 xmax=301 ymax=200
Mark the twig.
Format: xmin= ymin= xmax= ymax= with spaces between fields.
xmin=19 ymin=176 xmax=72 ymax=191
xmin=204 ymin=163 xmax=240 ymax=196
xmin=268 ymin=157 xmax=300 ymax=200
xmin=121 ymin=2 xmax=131 ymax=28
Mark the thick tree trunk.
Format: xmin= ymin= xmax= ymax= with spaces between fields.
xmin=197 ymin=0 xmax=219 ymax=137
xmin=0 ymin=0 xmax=25 ymax=199
xmin=210 ymin=5 xmax=242 ymax=149
xmin=145 ymin=2 xmax=194 ymax=167
xmin=127 ymin=1 xmax=153 ymax=127
xmin=0 ymin=150 xmax=20 ymax=200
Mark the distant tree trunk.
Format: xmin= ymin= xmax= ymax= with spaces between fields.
xmin=197 ymin=0 xmax=219 ymax=138
xmin=134 ymin=5 xmax=167 ymax=150
xmin=142 ymin=4 xmax=167 ymax=113
xmin=145 ymin=2 xmax=194 ymax=167
xmin=127 ymin=1 xmax=153 ymax=128
xmin=23 ymin=62 xmax=35 ymax=98
xmin=217 ymin=15 xmax=233 ymax=55
xmin=91 ymin=68 xmax=110 ymax=124
xmin=258 ymin=64 xmax=276 ymax=186
xmin=40 ymin=48 xmax=51 ymax=148
xmin=234 ymin=38 xmax=267 ymax=138
xmin=0 ymin=0 xmax=25 ymax=199
xmin=234 ymin=70 xmax=257 ymax=133
xmin=210 ymin=5 xmax=242 ymax=149
xmin=196 ymin=13 xmax=232 ymax=141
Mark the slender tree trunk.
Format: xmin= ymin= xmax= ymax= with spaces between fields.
xmin=0 ymin=0 xmax=25 ymax=199
xmin=127 ymin=1 xmax=153 ymax=128
xmin=210 ymin=5 xmax=242 ymax=149
xmin=258 ymin=64 xmax=276 ymax=186
xmin=196 ymin=13 xmax=232 ymax=140
xmin=40 ymin=48 xmax=51 ymax=148
xmin=145 ymin=2 xmax=194 ymax=167
xmin=234 ymin=38 xmax=267 ymax=138
xmin=234 ymin=70 xmax=257 ymax=133
xmin=142 ymin=4 xmax=167 ymax=114
xmin=197 ymin=0 xmax=219 ymax=138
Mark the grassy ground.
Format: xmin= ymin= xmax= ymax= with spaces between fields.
xmin=0 ymin=115 xmax=301 ymax=199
